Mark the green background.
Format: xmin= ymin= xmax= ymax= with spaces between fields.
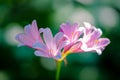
xmin=0 ymin=0 xmax=120 ymax=80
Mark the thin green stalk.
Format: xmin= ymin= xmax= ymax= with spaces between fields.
xmin=56 ymin=61 xmax=62 ymax=80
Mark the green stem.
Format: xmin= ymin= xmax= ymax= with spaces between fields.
xmin=56 ymin=61 xmax=62 ymax=80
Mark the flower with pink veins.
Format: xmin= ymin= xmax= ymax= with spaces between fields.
xmin=16 ymin=20 xmax=66 ymax=60
xmin=60 ymin=22 xmax=84 ymax=53
xmin=80 ymin=22 xmax=110 ymax=55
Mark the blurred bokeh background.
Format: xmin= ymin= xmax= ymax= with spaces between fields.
xmin=0 ymin=0 xmax=120 ymax=80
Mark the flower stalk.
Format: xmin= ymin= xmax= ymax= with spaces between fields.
xmin=56 ymin=61 xmax=62 ymax=80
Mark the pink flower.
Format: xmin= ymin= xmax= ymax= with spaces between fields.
xmin=60 ymin=22 xmax=84 ymax=53
xmin=15 ymin=20 xmax=42 ymax=47
xmin=80 ymin=22 xmax=110 ymax=55
xmin=16 ymin=20 xmax=66 ymax=60
xmin=60 ymin=22 xmax=110 ymax=55
xmin=16 ymin=20 xmax=110 ymax=61
xmin=33 ymin=28 xmax=66 ymax=59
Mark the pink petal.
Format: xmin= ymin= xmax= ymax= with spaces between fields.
xmin=70 ymin=41 xmax=83 ymax=52
xmin=32 ymin=42 xmax=48 ymax=51
xmin=54 ymin=32 xmax=64 ymax=45
xmin=58 ymin=40 xmax=68 ymax=50
xmin=60 ymin=23 xmax=71 ymax=37
xmin=15 ymin=33 xmax=34 ymax=47
xmin=24 ymin=20 xmax=42 ymax=42
xmin=54 ymin=32 xmax=68 ymax=50
xmin=60 ymin=22 xmax=81 ymax=42
xmin=88 ymin=29 xmax=102 ymax=42
xmin=34 ymin=50 xmax=49 ymax=58
xmin=73 ymin=30 xmax=83 ymax=41
xmin=71 ymin=23 xmax=79 ymax=33
xmin=98 ymin=38 xmax=110 ymax=47
xmin=31 ymin=20 xmax=41 ymax=40
xmin=39 ymin=28 xmax=54 ymax=49
xmin=64 ymin=43 xmax=74 ymax=52
xmin=83 ymin=22 xmax=95 ymax=35
xmin=16 ymin=20 xmax=43 ymax=47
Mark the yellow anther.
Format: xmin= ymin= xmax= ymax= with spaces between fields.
xmin=94 ymin=40 xmax=99 ymax=44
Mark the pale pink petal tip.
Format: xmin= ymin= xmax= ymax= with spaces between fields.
xmin=98 ymin=38 xmax=110 ymax=47
xmin=34 ymin=51 xmax=48 ymax=58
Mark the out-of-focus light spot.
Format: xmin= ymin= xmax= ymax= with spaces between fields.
xmin=98 ymin=7 xmax=119 ymax=28
xmin=52 ymin=4 xmax=74 ymax=26
xmin=53 ymin=0 xmax=72 ymax=10
xmin=40 ymin=57 xmax=56 ymax=70
xmin=76 ymin=0 xmax=94 ymax=5
xmin=100 ymin=0 xmax=112 ymax=5
xmin=53 ymin=6 xmax=94 ymax=27
xmin=0 ymin=71 xmax=10 ymax=80
xmin=4 ymin=23 xmax=23 ymax=46
xmin=79 ymin=67 xmax=99 ymax=80
xmin=69 ymin=8 xmax=95 ymax=26
xmin=30 ymin=0 xmax=51 ymax=11
xmin=114 ymin=0 xmax=120 ymax=10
